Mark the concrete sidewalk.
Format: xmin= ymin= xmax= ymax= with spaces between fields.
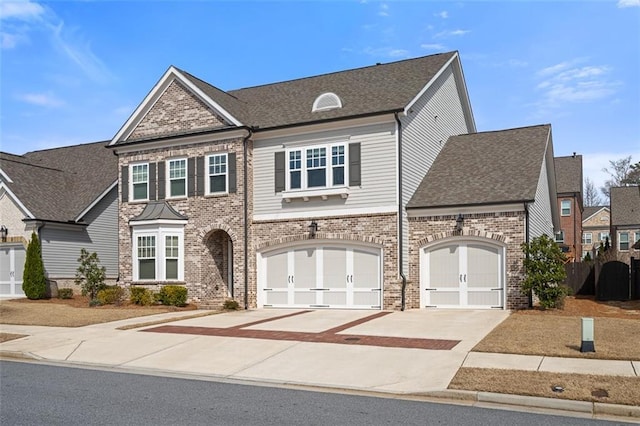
xmin=1 ymin=308 xmax=639 ymax=419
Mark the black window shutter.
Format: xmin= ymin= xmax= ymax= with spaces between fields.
xmin=187 ymin=158 xmax=196 ymax=197
xmin=228 ymin=153 xmax=237 ymax=193
xmin=157 ymin=161 xmax=165 ymax=200
xmin=149 ymin=162 xmax=156 ymax=201
xmin=274 ymin=151 xmax=285 ymax=193
xmin=196 ymin=156 xmax=205 ymax=196
xmin=121 ymin=165 xmax=129 ymax=202
xmin=349 ymin=143 xmax=361 ymax=186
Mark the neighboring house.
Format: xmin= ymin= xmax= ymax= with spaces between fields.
xmin=553 ymin=154 xmax=583 ymax=262
xmin=108 ymin=51 xmax=558 ymax=310
xmin=406 ymin=125 xmax=559 ymax=309
xmin=0 ymin=142 xmax=118 ymax=297
xmin=581 ymin=205 xmax=611 ymax=259
xmin=610 ymin=186 xmax=640 ymax=264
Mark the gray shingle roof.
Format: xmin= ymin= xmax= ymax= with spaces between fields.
xmin=407 ymin=125 xmax=551 ymax=209
xmin=179 ymin=52 xmax=456 ymax=131
xmin=610 ymin=186 xmax=640 ymax=226
xmin=582 ymin=205 xmax=609 ymax=222
xmin=0 ymin=141 xmax=117 ymax=222
xmin=554 ymin=155 xmax=582 ymax=195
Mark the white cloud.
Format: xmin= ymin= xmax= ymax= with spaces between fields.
xmin=421 ymin=43 xmax=446 ymax=51
xmin=535 ymin=60 xmax=620 ymax=108
xmin=1 ymin=32 xmax=19 ymax=48
xmin=617 ymin=0 xmax=640 ymax=7
xmin=378 ymin=3 xmax=389 ymax=17
xmin=16 ymin=92 xmax=64 ymax=107
xmin=0 ymin=1 xmax=45 ymax=21
xmin=363 ymin=46 xmax=410 ymax=58
xmin=435 ymin=29 xmax=470 ymax=38
xmin=435 ymin=11 xmax=448 ymax=19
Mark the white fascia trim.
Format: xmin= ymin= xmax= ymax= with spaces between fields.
xmin=253 ymin=205 xmax=397 ymax=222
xmin=0 ymin=182 xmax=35 ymax=218
xmin=0 ymin=167 xmax=13 ymax=183
xmin=404 ymin=53 xmax=457 ymax=115
xmin=406 ymin=203 xmax=525 ymax=218
xmin=110 ymin=66 xmax=242 ymax=145
xmin=582 ymin=206 xmax=610 ymax=223
xmin=129 ymin=219 xmax=189 ymax=227
xmin=75 ymin=180 xmax=117 ymax=222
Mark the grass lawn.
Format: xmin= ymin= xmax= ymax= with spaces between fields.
xmin=449 ymin=296 xmax=640 ymax=407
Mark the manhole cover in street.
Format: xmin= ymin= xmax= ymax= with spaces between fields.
xmin=591 ymin=389 xmax=609 ymax=398
xmin=344 ymin=337 xmax=360 ymax=342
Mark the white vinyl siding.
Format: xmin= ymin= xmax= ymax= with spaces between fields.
xmin=40 ymin=187 xmax=119 ymax=279
xmin=528 ymin=152 xmax=555 ymax=239
xmin=253 ymin=122 xmax=397 ymax=217
xmin=400 ymin=63 xmax=472 ymax=272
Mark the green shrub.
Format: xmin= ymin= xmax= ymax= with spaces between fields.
xmin=521 ymin=234 xmax=569 ymax=309
xmin=157 ymin=285 xmax=187 ymax=307
xmin=89 ymin=298 xmax=102 ymax=307
xmin=58 ymin=288 xmax=74 ymax=299
xmin=223 ymin=299 xmax=240 ymax=310
xmin=96 ymin=286 xmax=125 ymax=305
xmin=75 ymin=249 xmax=107 ymax=302
xmin=130 ymin=287 xmax=155 ymax=306
xmin=23 ymin=232 xmax=47 ymax=300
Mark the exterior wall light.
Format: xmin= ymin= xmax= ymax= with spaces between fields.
xmin=0 ymin=225 xmax=7 ymax=242
xmin=455 ymin=214 xmax=464 ymax=234
xmin=308 ymin=221 xmax=318 ymax=239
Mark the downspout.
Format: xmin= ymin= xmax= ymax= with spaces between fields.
xmin=394 ymin=113 xmax=407 ymax=311
xmin=524 ymin=203 xmax=532 ymax=308
xmin=243 ymin=128 xmax=253 ymax=310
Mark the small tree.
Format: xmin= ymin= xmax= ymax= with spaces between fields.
xmin=75 ymin=248 xmax=106 ymax=303
xmin=22 ymin=231 xmax=47 ymax=299
xmin=521 ymin=234 xmax=568 ymax=309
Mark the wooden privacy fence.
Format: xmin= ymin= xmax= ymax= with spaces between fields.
xmin=563 ymin=262 xmax=595 ymax=296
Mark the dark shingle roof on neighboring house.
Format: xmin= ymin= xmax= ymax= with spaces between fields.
xmin=179 ymin=52 xmax=457 ymax=130
xmin=582 ymin=205 xmax=609 ymax=222
xmin=0 ymin=141 xmax=117 ymax=222
xmin=610 ymin=186 xmax=640 ymax=226
xmin=554 ymin=154 xmax=582 ymax=195
xmin=407 ymin=124 xmax=551 ymax=209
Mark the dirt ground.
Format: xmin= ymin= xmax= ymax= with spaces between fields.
xmin=451 ymin=296 xmax=640 ymax=407
xmin=0 ymin=295 xmax=198 ymax=328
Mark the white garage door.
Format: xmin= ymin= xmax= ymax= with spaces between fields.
xmin=422 ymin=241 xmax=503 ymax=309
xmin=259 ymin=244 xmax=381 ymax=309
xmin=0 ymin=245 xmax=26 ymax=298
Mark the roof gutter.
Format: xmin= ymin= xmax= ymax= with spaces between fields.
xmin=394 ymin=112 xmax=407 ymax=311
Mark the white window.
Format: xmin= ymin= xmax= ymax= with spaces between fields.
xmin=133 ymin=227 xmax=184 ymax=281
xmin=561 ymin=200 xmax=571 ymax=216
xmin=167 ymin=159 xmax=187 ymax=198
xmin=635 ymin=232 xmax=640 ymax=244
xmin=582 ymin=233 xmax=592 ymax=244
xmin=555 ymin=231 xmax=564 ymax=243
xmin=286 ymin=143 xmax=346 ymax=191
xmin=207 ymin=153 xmax=227 ymax=194
xmin=131 ymin=163 xmax=149 ymax=201
xmin=619 ymin=232 xmax=629 ymax=251
xmin=599 ymin=232 xmax=610 ymax=242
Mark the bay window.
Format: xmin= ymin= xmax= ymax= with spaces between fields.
xmin=133 ymin=226 xmax=184 ymax=281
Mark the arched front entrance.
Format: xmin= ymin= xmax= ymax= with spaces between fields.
xmin=257 ymin=240 xmax=382 ymax=309
xmin=420 ymin=237 xmax=506 ymax=309
xmin=203 ymin=229 xmax=234 ymax=300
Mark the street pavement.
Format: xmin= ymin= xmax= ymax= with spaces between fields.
xmin=1 ymin=308 xmax=639 ymax=420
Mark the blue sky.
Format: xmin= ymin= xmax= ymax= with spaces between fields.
xmin=1 ymin=0 xmax=639 ymax=191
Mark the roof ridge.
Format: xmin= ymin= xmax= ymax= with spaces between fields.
xmin=23 ymin=140 xmax=110 ymax=156
xmin=228 ymin=51 xmax=456 ymax=93
xmin=179 ymin=69 xmax=243 ymax=102
xmin=462 ymin=124 xmax=550 ymax=136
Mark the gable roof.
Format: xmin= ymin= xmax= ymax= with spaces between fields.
xmin=554 ymin=154 xmax=582 ymax=195
xmin=610 ymin=186 xmax=640 ymax=226
xmin=407 ymin=124 xmax=552 ymax=209
xmin=111 ymin=51 xmax=470 ymax=146
xmin=0 ymin=141 xmax=117 ymax=223
xmin=582 ymin=205 xmax=610 ymax=222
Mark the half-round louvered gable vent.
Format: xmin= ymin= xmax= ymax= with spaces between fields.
xmin=312 ymin=92 xmax=342 ymax=112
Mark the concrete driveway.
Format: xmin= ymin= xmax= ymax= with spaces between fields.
xmin=1 ymin=308 xmax=509 ymax=395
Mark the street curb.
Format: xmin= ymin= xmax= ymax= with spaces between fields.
xmin=420 ymin=390 xmax=640 ymax=419
xmin=0 ymin=350 xmax=41 ymax=361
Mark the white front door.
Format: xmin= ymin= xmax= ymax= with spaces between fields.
xmin=0 ymin=245 xmax=26 ymax=297
xmin=259 ymin=244 xmax=381 ymax=309
xmin=422 ymin=241 xmax=503 ymax=308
